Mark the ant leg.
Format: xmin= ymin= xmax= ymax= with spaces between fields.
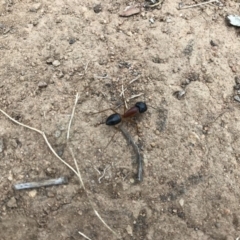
xmin=126 ymin=118 xmax=140 ymax=133
xmin=103 ymin=126 xmax=119 ymax=150
xmin=92 ymin=108 xmax=118 ymax=115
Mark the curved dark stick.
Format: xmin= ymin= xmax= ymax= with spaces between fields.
xmin=119 ymin=125 xmax=143 ymax=182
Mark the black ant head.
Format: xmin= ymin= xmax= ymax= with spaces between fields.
xmin=135 ymin=102 xmax=147 ymax=113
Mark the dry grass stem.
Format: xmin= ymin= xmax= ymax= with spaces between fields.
xmin=67 ymin=92 xmax=80 ymax=140
xmin=84 ymin=61 xmax=90 ymax=73
xmin=128 ymin=93 xmax=144 ymax=101
xmin=69 ymin=147 xmax=85 ymax=190
xmin=121 ymin=83 xmax=128 ymax=109
xmin=94 ymin=209 xmax=120 ymax=238
xmin=78 ymin=231 xmax=92 ymax=240
xmin=179 ymin=0 xmax=219 ymax=9
xmin=129 ymin=75 xmax=141 ymax=84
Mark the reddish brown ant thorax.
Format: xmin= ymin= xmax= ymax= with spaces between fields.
xmin=122 ymin=106 xmax=139 ymax=118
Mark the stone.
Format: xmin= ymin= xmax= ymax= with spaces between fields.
xmin=7 ymin=197 xmax=17 ymax=208
xmin=38 ymin=81 xmax=48 ymax=88
xmin=52 ymin=60 xmax=60 ymax=67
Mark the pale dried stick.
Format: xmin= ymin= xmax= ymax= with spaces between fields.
xmin=69 ymin=147 xmax=85 ymax=190
xmin=98 ymin=166 xmax=110 ymax=183
xmin=93 ymin=209 xmax=120 ymax=238
xmin=119 ymin=125 xmax=143 ymax=182
xmin=67 ymin=92 xmax=80 ymax=140
xmin=127 ymin=93 xmax=144 ymax=101
xmin=120 ymin=76 xmax=141 ymax=97
xmin=84 ymin=61 xmax=90 ymax=73
xmin=14 ymin=177 xmax=68 ymax=190
xmin=179 ymin=0 xmax=219 ymax=9
xmin=121 ymin=83 xmax=128 ymax=109
xmin=78 ymin=231 xmax=92 ymax=240
xmin=0 ymin=109 xmax=79 ymax=177
xmin=129 ymin=75 xmax=141 ymax=84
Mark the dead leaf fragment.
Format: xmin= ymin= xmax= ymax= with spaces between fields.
xmin=119 ymin=5 xmax=141 ymax=17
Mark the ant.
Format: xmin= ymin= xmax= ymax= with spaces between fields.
xmin=105 ymin=102 xmax=148 ymax=126
xmin=96 ymin=101 xmax=148 ymax=182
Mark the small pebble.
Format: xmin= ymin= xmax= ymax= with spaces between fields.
xmin=130 ymin=178 xmax=135 ymax=184
xmin=29 ymin=190 xmax=37 ymax=198
xmin=150 ymin=142 xmax=156 ymax=148
xmin=179 ymin=198 xmax=184 ymax=207
xmin=46 ymin=58 xmax=53 ymax=64
xmin=234 ymin=95 xmax=240 ymax=103
xmin=29 ymin=3 xmax=42 ymax=12
xmin=52 ymin=60 xmax=60 ymax=67
xmin=93 ymin=4 xmax=102 ymax=13
xmin=7 ymin=197 xmax=17 ymax=208
xmin=68 ymin=38 xmax=76 ymax=44
xmin=126 ymin=225 xmax=133 ymax=236
xmin=38 ymin=81 xmax=48 ymax=88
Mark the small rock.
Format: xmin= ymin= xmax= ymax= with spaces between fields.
xmin=126 ymin=225 xmax=133 ymax=236
xmin=19 ymin=76 xmax=25 ymax=81
xmin=7 ymin=197 xmax=17 ymax=208
xmin=150 ymin=142 xmax=155 ymax=148
xmin=235 ymin=76 xmax=240 ymax=85
xmin=29 ymin=190 xmax=37 ymax=198
xmin=234 ymin=95 xmax=240 ymax=103
xmin=68 ymin=38 xmax=76 ymax=44
xmin=179 ymin=198 xmax=184 ymax=207
xmin=8 ymin=171 xmax=13 ymax=181
xmin=210 ymin=40 xmax=218 ymax=47
xmin=29 ymin=3 xmax=42 ymax=12
xmin=52 ymin=60 xmax=60 ymax=67
xmin=93 ymin=4 xmax=102 ymax=13
xmin=129 ymin=178 xmax=135 ymax=184
xmin=38 ymin=81 xmax=48 ymax=88
xmin=0 ymin=138 xmax=4 ymax=152
xmin=46 ymin=58 xmax=53 ymax=64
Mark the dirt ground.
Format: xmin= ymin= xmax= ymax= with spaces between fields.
xmin=1 ymin=0 xmax=240 ymax=239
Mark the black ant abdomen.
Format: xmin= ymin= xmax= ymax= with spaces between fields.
xmin=106 ymin=113 xmax=122 ymax=126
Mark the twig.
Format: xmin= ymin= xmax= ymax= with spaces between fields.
xmin=78 ymin=231 xmax=92 ymax=240
xmin=14 ymin=177 xmax=68 ymax=190
xmin=94 ymin=166 xmax=101 ymax=175
xmin=69 ymin=147 xmax=85 ymax=190
xmin=84 ymin=61 xmax=90 ymax=73
xmin=67 ymin=92 xmax=80 ymax=140
xmin=119 ymin=125 xmax=143 ymax=182
xmin=98 ymin=166 xmax=110 ymax=183
xmin=129 ymin=75 xmax=141 ymax=84
xmin=121 ymin=83 xmax=128 ymax=109
xmin=179 ymin=0 xmax=219 ymax=10
xmin=94 ymin=74 xmax=110 ymax=79
xmin=127 ymin=93 xmax=144 ymax=101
